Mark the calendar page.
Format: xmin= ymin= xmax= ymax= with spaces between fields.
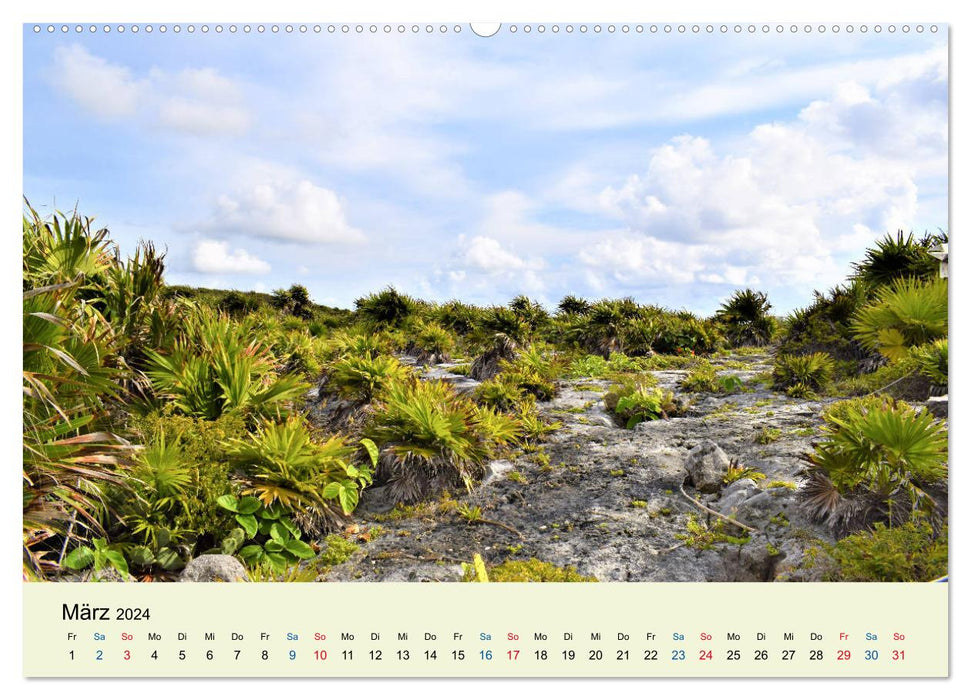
xmin=18 ymin=0 xmax=952 ymax=684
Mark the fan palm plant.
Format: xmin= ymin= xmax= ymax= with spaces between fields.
xmin=145 ymin=309 xmax=308 ymax=419
xmin=715 ymin=288 xmax=774 ymax=346
xmin=803 ymin=397 xmax=948 ymax=533
xmin=772 ymin=352 xmax=835 ymax=392
xmin=99 ymin=241 xmax=176 ymax=366
xmin=23 ymin=202 xmax=114 ymax=290
xmin=911 ymin=339 xmax=948 ymax=388
xmin=366 ymin=379 xmax=500 ymax=502
xmin=23 ymin=206 xmax=134 ymax=576
xmin=224 ymin=418 xmax=376 ymax=533
xmin=851 ymin=230 xmax=941 ymax=288
xmin=354 ymin=286 xmax=416 ymax=328
xmin=557 ymin=294 xmax=591 ymax=316
xmin=326 ymin=354 xmax=411 ymax=403
xmin=852 ymin=278 xmax=948 ymax=362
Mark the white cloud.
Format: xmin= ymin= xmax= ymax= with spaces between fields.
xmin=440 ymin=234 xmax=546 ymax=299
xmin=206 ymin=179 xmax=365 ymax=245
xmin=49 ymin=45 xmax=143 ymax=119
xmin=584 ymin=57 xmax=943 ymax=294
xmin=50 ymin=45 xmax=249 ymax=136
xmin=462 ymin=236 xmax=530 ymax=272
xmin=192 ymin=239 xmax=270 ymax=275
xmin=797 ymin=51 xmax=947 ymax=171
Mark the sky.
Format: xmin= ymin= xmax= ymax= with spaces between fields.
xmin=23 ymin=24 xmax=948 ymax=315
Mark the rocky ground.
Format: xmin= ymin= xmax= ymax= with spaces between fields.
xmin=317 ymin=352 xmax=850 ymax=583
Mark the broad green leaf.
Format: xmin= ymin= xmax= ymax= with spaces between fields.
xmin=269 ymin=522 xmax=289 ymax=545
xmin=216 ymin=494 xmax=239 ymax=513
xmin=262 ymin=502 xmax=283 ymax=520
xmin=338 ymin=484 xmax=359 ymax=515
xmin=264 ymin=540 xmax=284 ymax=553
xmin=238 ymin=545 xmax=264 ymax=564
xmin=236 ymin=496 xmax=262 ymax=515
xmin=321 ymin=482 xmax=341 ymax=499
xmin=155 ymin=548 xmax=183 ymax=571
xmin=127 ymin=546 xmax=155 ymax=568
xmin=221 ymin=529 xmax=245 ymax=555
xmin=360 ymin=438 xmax=380 ymax=468
xmin=280 ymin=517 xmax=301 ymax=539
xmin=63 ymin=546 xmax=94 ymax=570
xmin=235 ymin=513 xmax=258 ymax=539
xmin=105 ymin=550 xmax=129 ymax=577
xmin=284 ymin=539 xmax=315 ymax=559
xmin=263 ymin=551 xmax=289 ymax=572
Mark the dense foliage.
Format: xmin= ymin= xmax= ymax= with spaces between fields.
xmin=22 ymin=201 xmax=948 ymax=583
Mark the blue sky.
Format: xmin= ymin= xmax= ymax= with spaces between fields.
xmin=23 ymin=25 xmax=948 ymax=314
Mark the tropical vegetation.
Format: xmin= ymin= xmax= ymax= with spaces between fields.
xmin=22 ymin=200 xmax=948 ymax=582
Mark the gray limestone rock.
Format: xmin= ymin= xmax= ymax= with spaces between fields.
xmin=685 ymin=440 xmax=731 ymax=493
xmin=179 ymin=554 xmax=250 ymax=582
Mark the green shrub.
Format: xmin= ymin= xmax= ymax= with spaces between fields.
xmin=910 ymin=339 xmax=948 ymax=387
xmin=323 ymin=331 xmax=394 ymax=362
xmin=557 ymin=295 xmax=591 ymax=316
xmin=479 ymin=558 xmax=596 ymax=582
xmin=472 ymin=405 xmax=524 ymax=449
xmin=405 ymin=320 xmax=455 ymax=364
xmin=567 ymin=354 xmax=609 ymax=378
xmin=223 ymin=417 xmax=377 ymax=533
xmin=604 ymin=379 xmax=678 ymax=428
xmin=715 ymin=288 xmax=774 ymax=346
xmin=366 ymin=379 xmax=515 ymax=502
xmin=144 ymin=309 xmax=308 ymax=419
xmin=679 ymin=360 xmax=720 ymax=392
xmin=803 ymin=396 xmax=947 ymax=530
xmin=268 ymin=328 xmax=326 ymax=377
xmin=217 ymin=291 xmax=259 ymax=317
xmin=516 ymin=399 xmax=561 ymax=445
xmin=326 ymin=354 xmax=411 ymax=403
xmin=499 ymin=344 xmax=559 ymax=401
xmin=777 ymin=281 xmax=873 ymax=366
xmin=431 ymin=300 xmax=482 ymax=337
xmin=852 ymin=278 xmax=947 ymax=362
xmin=115 ymin=435 xmax=193 ymax=568
xmin=785 ymin=382 xmax=818 ymax=400
xmin=852 ymin=230 xmax=943 ymax=288
xmin=820 ymin=395 xmax=915 ymax=425
xmin=22 ymin=205 xmax=143 ymax=575
xmin=124 ymin=411 xmax=249 ymax=554
xmin=270 ymin=284 xmax=314 ymax=320
xmin=559 ymin=298 xmax=639 ymax=357
xmin=652 ymin=314 xmax=723 ymax=355
xmin=508 ymin=295 xmax=550 ymax=334
xmin=824 ymin=521 xmax=947 ymax=582
xmin=474 ymin=375 xmax=525 ymax=411
xmin=354 ymin=286 xmax=416 ymax=328
xmin=772 ymin=352 xmax=835 ymax=392
xmin=480 ymin=306 xmax=530 ymax=344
